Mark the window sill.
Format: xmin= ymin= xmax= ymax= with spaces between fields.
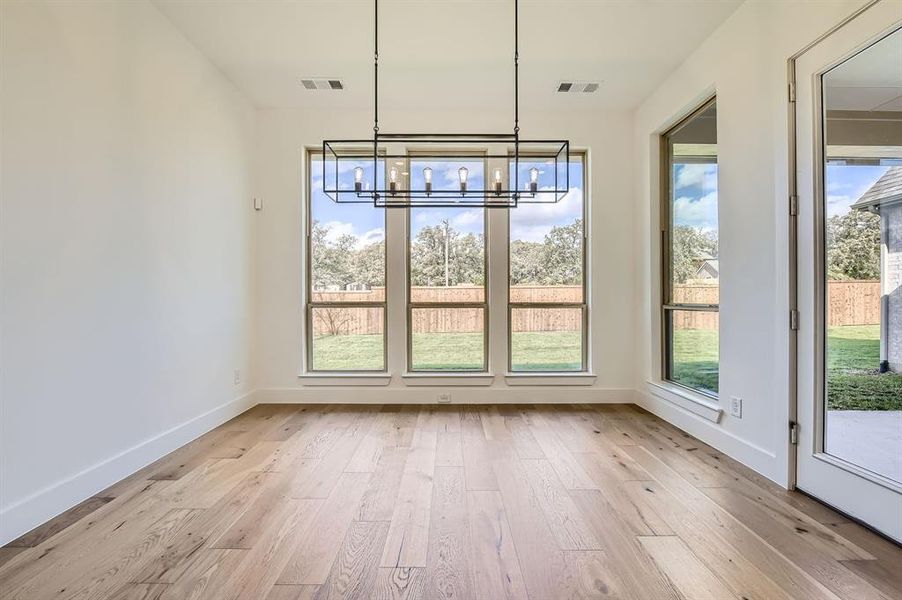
xmin=645 ymin=380 xmax=722 ymax=423
xmin=298 ymin=373 xmax=392 ymax=386
xmin=504 ymin=372 xmax=597 ymax=386
xmin=402 ymin=373 xmax=496 ymax=387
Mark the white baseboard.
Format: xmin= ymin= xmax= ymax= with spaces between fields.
xmin=633 ymin=388 xmax=785 ymax=487
xmin=0 ymin=391 xmax=255 ymax=546
xmin=253 ymin=386 xmax=634 ymax=405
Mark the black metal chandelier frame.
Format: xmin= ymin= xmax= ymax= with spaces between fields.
xmin=321 ymin=0 xmax=570 ymax=208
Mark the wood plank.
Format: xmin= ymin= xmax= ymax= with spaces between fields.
xmin=132 ymin=471 xmax=274 ymax=583
xmin=622 ymin=445 xmax=850 ymax=599
xmin=155 ymin=548 xmax=246 ymax=600
xmin=214 ymin=499 xmax=322 ymax=600
xmin=526 ymin=415 xmax=597 ymax=490
xmin=290 ymin=411 xmax=374 ymax=499
xmin=346 ymin=412 xmax=393 ymax=473
xmin=569 ymin=489 xmax=680 ymax=600
xmin=3 ymin=404 xmax=899 ymax=600
xmin=702 ymin=486 xmax=892 ymax=600
xmin=266 ymin=584 xmax=320 ymax=600
xmin=0 ymin=547 xmax=27 ymax=569
xmin=425 ymin=467 xmax=474 ymax=599
xmin=373 ymin=568 xmax=426 ymax=600
xmin=380 ymin=430 xmax=436 ymax=568
xmin=460 ymin=407 xmax=498 ymax=490
xmin=520 ymin=459 xmax=601 ymax=550
xmin=502 ymin=410 xmax=545 ymax=459
xmin=434 ymin=432 xmax=463 ymax=467
xmin=491 ymin=457 xmax=581 ymax=599
xmin=567 ymin=550 xmax=636 ymax=600
xmin=23 ymin=508 xmax=202 ymax=600
xmin=278 ymin=472 xmax=372 ymax=585
xmin=639 ymin=536 xmax=740 ymax=599
xmin=314 ymin=521 xmax=389 ymax=600
xmin=5 ymin=496 xmax=113 ymax=548
xmin=356 ymin=446 xmax=409 ymax=522
xmin=108 ymin=583 xmax=168 ymax=600
xmin=466 ymin=491 xmax=528 ymax=600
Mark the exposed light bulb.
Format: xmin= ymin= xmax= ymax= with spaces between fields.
xmin=458 ymin=166 xmax=469 ymax=193
xmin=389 ymin=167 xmax=398 ymax=194
xmin=493 ymin=168 xmax=503 ymax=194
xmin=423 ymin=167 xmax=433 ymax=195
xmin=529 ymin=167 xmax=539 ymax=193
xmin=354 ymin=166 xmax=364 ymax=192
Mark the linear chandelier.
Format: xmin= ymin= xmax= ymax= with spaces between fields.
xmin=322 ymin=0 xmax=570 ymax=208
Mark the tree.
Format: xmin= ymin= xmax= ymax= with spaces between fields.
xmin=542 ymin=219 xmax=583 ymax=285
xmin=311 ymin=220 xmax=384 ymax=291
xmin=826 ymin=210 xmax=880 ymax=281
xmin=671 ymin=225 xmax=718 ymax=284
xmin=410 ymin=221 xmax=485 ymax=287
xmin=510 ymin=240 xmax=544 ymax=286
xmin=352 ymin=240 xmax=385 ymax=287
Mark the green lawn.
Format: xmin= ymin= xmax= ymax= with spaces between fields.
xmin=311 ymin=325 xmax=901 ymax=410
xmin=668 ymin=324 xmax=901 ymax=410
xmin=827 ymin=325 xmax=902 ymax=410
xmin=670 ymin=328 xmax=719 ymax=395
xmin=311 ymin=331 xmax=582 ymax=372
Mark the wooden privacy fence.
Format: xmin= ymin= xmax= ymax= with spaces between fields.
xmin=826 ymin=280 xmax=881 ymax=327
xmin=669 ymin=281 xmax=880 ymax=330
xmin=310 ymin=281 xmax=881 ymax=335
xmin=311 ymin=286 xmax=582 ymax=335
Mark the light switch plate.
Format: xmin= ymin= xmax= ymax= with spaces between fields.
xmin=730 ymin=396 xmax=742 ymax=418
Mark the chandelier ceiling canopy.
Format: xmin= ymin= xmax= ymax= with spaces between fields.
xmin=322 ymin=0 xmax=571 ymax=208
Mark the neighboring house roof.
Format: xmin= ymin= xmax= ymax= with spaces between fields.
xmin=695 ymin=259 xmax=719 ymax=279
xmin=851 ymin=166 xmax=902 ymax=212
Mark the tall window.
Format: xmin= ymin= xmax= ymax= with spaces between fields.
xmin=408 ymin=157 xmax=487 ymax=371
xmin=306 ymin=152 xmax=386 ymax=371
xmin=509 ymin=154 xmax=587 ymax=372
xmin=662 ymin=99 xmax=719 ymax=396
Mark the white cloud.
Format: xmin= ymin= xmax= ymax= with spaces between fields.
xmin=320 ymin=220 xmax=384 ymax=248
xmin=675 ymin=164 xmax=717 ymax=192
xmin=451 ymin=209 xmax=482 ymax=230
xmin=826 ymin=194 xmax=853 ymax=218
xmin=673 ymin=191 xmax=718 ymax=230
xmin=509 ymin=187 xmax=583 ymax=242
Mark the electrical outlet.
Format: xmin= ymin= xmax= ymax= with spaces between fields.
xmin=437 ymin=393 xmax=451 ymax=404
xmin=730 ymin=396 xmax=742 ymax=418
xmin=234 ymin=369 xmax=241 ymax=385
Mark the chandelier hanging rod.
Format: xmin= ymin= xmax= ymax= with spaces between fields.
xmin=322 ymin=0 xmax=569 ymax=207
xmin=372 ymin=0 xmax=521 ymax=138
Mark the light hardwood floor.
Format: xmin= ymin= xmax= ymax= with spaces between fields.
xmin=1 ymin=404 xmax=900 ymax=600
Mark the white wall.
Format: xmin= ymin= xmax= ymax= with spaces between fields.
xmin=0 ymin=0 xmax=256 ymax=544
xmin=632 ymin=0 xmax=870 ymax=487
xmin=253 ymin=107 xmax=637 ymax=402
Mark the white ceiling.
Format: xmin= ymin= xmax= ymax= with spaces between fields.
xmin=825 ymin=28 xmax=902 ymax=111
xmin=154 ymin=0 xmax=742 ymax=111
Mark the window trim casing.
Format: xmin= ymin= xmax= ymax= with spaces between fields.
xmin=659 ymin=97 xmax=720 ymax=399
xmin=405 ymin=151 xmax=490 ymax=373
xmin=507 ymin=151 xmax=589 ymax=373
xmin=304 ymin=148 xmax=389 ymax=374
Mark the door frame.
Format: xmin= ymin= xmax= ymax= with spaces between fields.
xmin=788 ymin=0 xmax=902 ymax=542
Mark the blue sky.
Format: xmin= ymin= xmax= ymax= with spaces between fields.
xmin=825 ymin=164 xmax=889 ymax=218
xmin=672 ymin=163 xmax=718 ymax=232
xmin=311 ymin=157 xmax=584 ymax=245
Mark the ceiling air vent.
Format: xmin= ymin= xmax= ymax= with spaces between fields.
xmin=300 ymin=78 xmax=344 ymax=91
xmin=557 ymin=81 xmax=601 ymax=93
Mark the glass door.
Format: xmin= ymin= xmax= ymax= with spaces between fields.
xmin=795 ymin=1 xmax=902 ymax=542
